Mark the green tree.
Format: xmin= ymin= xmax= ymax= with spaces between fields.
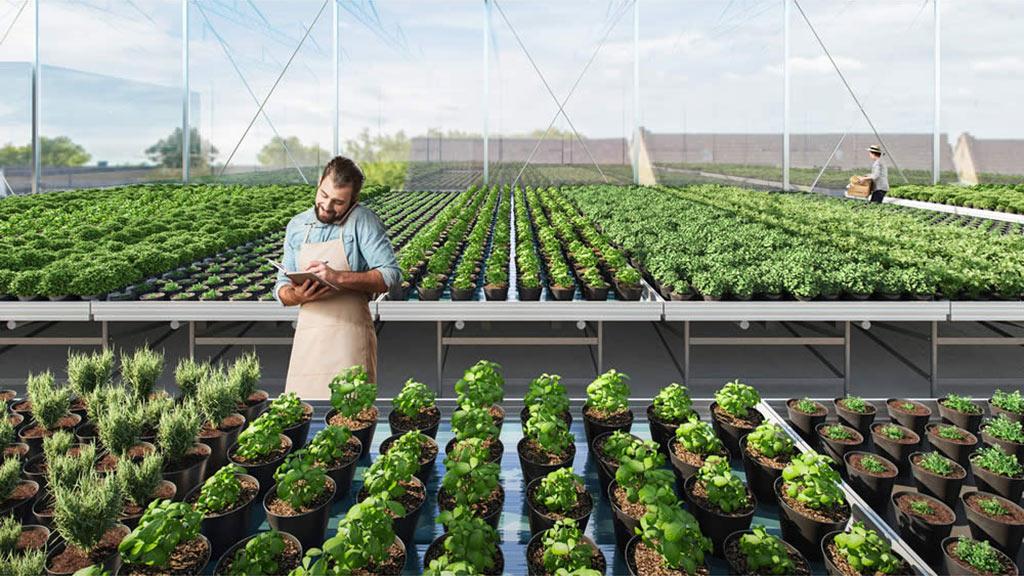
xmin=344 ymin=129 xmax=411 ymax=163
xmin=145 ymin=128 xmax=218 ymax=169
xmin=257 ymin=136 xmax=330 ymax=168
xmin=0 ymin=136 xmax=91 ymax=167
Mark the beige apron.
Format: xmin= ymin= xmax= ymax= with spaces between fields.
xmin=285 ymin=218 xmax=377 ymax=398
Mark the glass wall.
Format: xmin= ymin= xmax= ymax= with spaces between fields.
xmin=0 ymin=0 xmax=35 ymax=194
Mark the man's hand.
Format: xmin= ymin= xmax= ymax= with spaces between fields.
xmin=306 ymin=260 xmax=341 ymax=287
xmin=280 ymin=280 xmax=333 ymax=306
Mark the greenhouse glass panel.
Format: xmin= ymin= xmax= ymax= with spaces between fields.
xmin=0 ymin=0 xmax=34 ymax=195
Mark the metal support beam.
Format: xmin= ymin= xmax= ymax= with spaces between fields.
xmin=632 ymin=0 xmax=640 ymax=186
xmin=443 ymin=337 xmax=599 ymax=346
xmin=932 ymin=0 xmax=941 ymax=185
xmin=332 ymin=0 xmax=339 ymax=156
xmin=436 ymin=321 xmax=443 ymax=393
xmin=782 ymin=0 xmax=790 ymax=191
xmin=930 ymin=321 xmax=938 ymax=396
xmin=31 ymin=0 xmax=39 ymax=194
xmin=482 ymin=0 xmax=490 ymax=186
xmin=597 ymin=321 xmax=604 ymax=373
xmin=182 ymin=0 xmax=190 ymax=183
xmin=188 ymin=320 xmax=195 ymax=359
xmin=689 ymin=337 xmax=845 ymax=346
xmin=683 ymin=320 xmax=690 ymax=385
xmin=102 ymin=321 xmax=109 ymax=351
xmin=844 ymin=321 xmax=851 ymax=395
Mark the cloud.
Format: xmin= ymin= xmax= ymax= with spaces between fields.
xmin=764 ymin=55 xmax=864 ymax=77
xmin=973 ymin=57 xmax=1024 ymax=74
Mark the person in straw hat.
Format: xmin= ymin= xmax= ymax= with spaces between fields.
xmin=857 ymin=144 xmax=889 ymax=203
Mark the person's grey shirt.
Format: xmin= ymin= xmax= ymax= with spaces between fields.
xmin=273 ymin=204 xmax=400 ymax=302
xmin=870 ymin=158 xmax=889 ymax=191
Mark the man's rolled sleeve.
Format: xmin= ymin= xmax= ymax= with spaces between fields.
xmin=358 ymin=210 xmax=401 ymax=289
xmin=273 ymin=219 xmax=301 ymax=304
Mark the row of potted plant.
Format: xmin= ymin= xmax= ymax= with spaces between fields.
xmin=415 ymin=185 xmax=494 ymax=300
xmin=446 ymin=187 xmax=503 ymax=301
xmin=514 ymin=187 xmax=545 ymax=300
xmin=523 ymin=187 xmax=578 ymax=300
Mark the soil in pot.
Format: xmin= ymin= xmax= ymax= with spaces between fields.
xmin=939 ymin=397 xmax=984 ymax=433
xmin=582 ymin=404 xmax=633 ymax=446
xmin=926 ymin=424 xmax=978 ymax=468
xmin=327 ymin=406 xmax=378 ymax=459
xmin=0 ymin=480 xmax=39 ymax=522
xmin=775 ymin=477 xmax=851 ymax=561
xmin=438 ymin=484 xmax=503 ymax=529
xmin=609 ymin=482 xmax=647 ymax=551
xmin=265 ymin=477 xmax=336 ymax=552
xmin=942 ymin=537 xmax=1019 ymax=576
xmin=214 ymin=531 xmax=303 ymax=576
xmin=15 ymin=524 xmax=49 ymax=554
xmin=525 ymin=476 xmax=593 ymax=535
xmin=723 ymin=530 xmax=811 ymax=576
xmin=711 ymin=402 xmax=764 ymax=456
xmin=822 ymin=531 xmax=912 ymax=576
xmin=379 ymin=433 xmax=438 ymax=484
xmin=45 ymin=524 xmax=129 ymax=575
xmin=239 ymin=390 xmax=270 ymax=423
xmin=844 ymin=452 xmax=898 ymax=509
xmin=387 ymin=405 xmax=441 ymax=438
xmin=815 ymin=423 xmax=864 ymax=467
xmin=185 ymin=474 xmax=259 ymax=555
xmin=626 ymin=536 xmax=710 ymax=576
xmin=94 ymin=442 xmax=156 ymax=473
xmin=2 ymin=442 xmax=29 ymax=460
xmin=740 ymin=436 xmax=791 ymax=505
xmin=120 ymin=480 xmax=177 ymax=529
xmin=162 ymin=443 xmax=212 ymax=500
xmin=887 ymin=399 xmax=932 ymax=436
xmin=526 ymin=531 xmax=605 ymax=576
xmin=227 ymin=434 xmax=292 ymax=501
xmin=518 ymin=437 xmax=575 ymax=485
xmin=870 ymin=423 xmax=921 ymax=471
xmin=199 ymin=413 xmax=246 ymax=477
xmin=423 ymin=533 xmax=504 ymax=575
xmin=962 ymin=491 xmax=1024 ymax=558
xmin=684 ymin=476 xmax=755 ymax=557
xmin=357 ymin=477 xmax=427 ymax=543
xmin=668 ymin=438 xmax=730 ymax=488
xmin=118 ymin=534 xmax=211 ymax=575
xmin=786 ymin=398 xmax=827 ymax=441
xmin=910 ymin=452 xmax=966 ymax=510
xmin=833 ymin=398 xmax=876 ymax=437
xmin=19 ymin=413 xmax=82 ymax=455
xmin=892 ymin=491 xmax=956 ymax=563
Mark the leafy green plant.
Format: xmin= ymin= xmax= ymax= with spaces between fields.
xmin=953 ymin=538 xmax=1004 ymax=574
xmin=972 ymin=446 xmax=1024 ymax=477
xmin=585 ymin=369 xmax=630 ymax=415
xmin=328 ymin=365 xmax=377 ymax=418
xmin=935 ymin=425 xmax=966 ymax=441
xmin=524 ymin=406 xmax=573 ymax=456
xmin=984 ymin=415 xmax=1024 ymax=443
xmin=781 ymin=452 xmax=845 ymax=511
xmin=738 ymin=525 xmax=794 ymax=575
xmin=858 ymin=455 xmax=889 ymax=474
xmin=695 ymin=455 xmax=750 ymax=513
xmin=675 ymin=416 xmax=725 ymax=456
xmin=833 ymin=522 xmax=904 ymax=575
xmin=899 ymin=402 xmax=917 ymax=412
xmin=600 ymin=430 xmax=641 ymax=462
xmin=793 ymin=398 xmax=819 ymax=414
xmin=442 ymin=441 xmax=500 ymax=508
xmin=541 ymin=518 xmax=593 ymax=573
xmin=637 ymin=501 xmax=711 ymax=574
xmin=307 ymin=425 xmax=353 ymax=467
xmin=422 ymin=555 xmax=475 ymax=576
xmin=233 ymin=413 xmax=284 ymax=460
xmin=119 ymin=500 xmax=203 ymax=567
xmin=53 ymin=470 xmax=122 ymax=557
xmin=714 ymin=380 xmax=760 ymax=419
xmin=524 ymin=373 xmax=569 ymax=416
xmin=157 ymin=401 xmax=201 ymax=464
xmin=226 ymin=531 xmax=288 ymax=576
xmin=294 ymin=497 xmax=395 ymax=573
xmin=977 ymin=497 xmax=1009 ymax=517
xmin=917 ymin=452 xmax=955 ymax=476
xmin=746 ymin=422 xmax=794 ymax=459
xmin=944 ymin=394 xmax=981 ymax=414
xmin=437 ymin=505 xmax=500 ymax=572
xmin=116 ymin=453 xmax=164 ymax=508
xmin=878 ymin=424 xmax=906 ymax=441
xmin=992 ymin=389 xmax=1024 ymax=415
xmin=840 ymin=396 xmax=869 ymax=413
xmin=273 ymin=451 xmax=328 ymax=510
xmin=615 ymin=441 xmax=675 ymax=504
xmin=267 ymin=392 xmax=304 ymax=429
xmin=454 ymin=360 xmax=504 ymax=409
xmin=0 ymin=514 xmax=19 ymax=556
xmin=652 ymin=383 xmax=694 ymax=423
xmin=121 ymin=346 xmax=164 ymax=403
xmin=361 ymin=449 xmax=418 ymax=515
xmin=386 ymin=430 xmax=428 ymax=464
xmin=393 ymin=379 xmax=436 ymax=418
xmin=452 ymin=406 xmax=499 ymax=442
xmin=535 ymin=468 xmax=583 ymax=514
xmin=909 ymin=499 xmax=935 ymax=516
xmin=196 ymin=463 xmax=243 ymax=514
xmin=227 ymin=352 xmax=261 ymax=402
xmin=66 ymin=349 xmax=114 ymax=397
xmin=173 ymin=358 xmax=209 ymax=400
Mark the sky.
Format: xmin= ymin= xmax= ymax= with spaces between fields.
xmin=0 ymin=0 xmax=1021 ymax=167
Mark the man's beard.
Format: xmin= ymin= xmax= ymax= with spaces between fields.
xmin=314 ymin=203 xmax=344 ymax=224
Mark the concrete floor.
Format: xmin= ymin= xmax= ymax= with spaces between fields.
xmin=1 ymin=318 xmax=1022 ymax=400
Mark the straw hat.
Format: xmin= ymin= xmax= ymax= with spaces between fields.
xmin=867 ymin=145 xmax=884 ymax=155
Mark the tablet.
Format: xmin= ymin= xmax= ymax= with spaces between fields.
xmin=266 ymin=258 xmax=340 ymax=290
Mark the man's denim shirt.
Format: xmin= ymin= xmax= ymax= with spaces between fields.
xmin=273 ymin=204 xmax=400 ymax=302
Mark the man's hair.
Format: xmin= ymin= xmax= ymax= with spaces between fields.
xmin=319 ymin=156 xmax=365 ymax=197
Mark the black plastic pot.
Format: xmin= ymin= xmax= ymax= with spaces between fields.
xmin=484 ymin=284 xmax=508 ymax=301
xmin=844 ymin=451 xmax=898 ymax=509
xmin=625 ymin=535 xmax=708 ymax=576
xmin=723 ymin=529 xmax=810 ymax=576
xmin=581 ymin=405 xmax=633 ymax=447
xmin=525 ymin=530 xmax=604 ymax=576
xmin=450 ymin=286 xmax=474 ymax=301
xmin=325 ymin=408 xmax=377 ymax=459
xmin=608 ymin=481 xmax=642 ymax=551
xmin=240 ymin=392 xmax=269 ymax=425
xmin=646 ymin=404 xmax=684 ymax=457
xmin=871 ymin=423 xmax=920 ymax=471
xmin=119 ymin=480 xmax=177 ymax=530
xmin=962 ymin=491 xmax=1024 ymax=558
xmin=981 ymin=427 xmax=1024 ymax=461
xmin=786 ymin=399 xmax=827 ymax=441
xmin=592 ymin=432 xmax=638 ymax=498
xmin=518 ymin=285 xmax=542 ymax=301
xmin=549 ymin=286 xmax=574 ymax=301
xmin=926 ymin=424 xmax=978 ymax=468
xmin=517 ymin=437 xmax=575 ymax=486
xmin=821 ymin=530 xmax=910 ymax=576
xmin=739 ymin=436 xmax=786 ymax=505
xmin=891 ymin=490 xmax=955 ymax=564
xmin=667 ymin=437 xmax=731 ymax=490
xmin=282 ymin=403 xmax=313 ymax=450
xmin=199 ymin=414 xmax=246 ymax=479
xmin=524 ymin=475 xmax=592 ymax=535
xmin=938 ymin=397 xmax=984 ymax=433
xmin=910 ymin=452 xmax=966 ymax=510
xmin=886 ymin=398 xmax=932 ymax=436
xmin=187 ymin=473 xmax=258 ymax=558
xmin=941 ymin=536 xmax=1019 ymax=576
xmin=227 ymin=434 xmax=292 ymax=501
xmin=710 ymin=401 xmax=762 ymax=457
xmin=833 ymin=398 xmax=876 ymax=437
xmin=30 ymin=495 xmax=54 ymax=529
xmin=989 ymin=400 xmax=1024 ymax=425
xmin=387 ymin=407 xmax=441 ymax=439
xmin=815 ymin=423 xmax=864 ymax=467
xmin=379 ymin=432 xmax=436 ymax=485
xmin=44 ymin=524 xmax=128 ymax=576
xmin=684 ymin=476 xmax=755 ymax=557
xmin=74 ymin=421 xmax=99 ymax=445
xmin=363 ymin=476 xmax=428 ymax=544
xmin=774 ymin=477 xmax=849 ymax=561
xmin=971 ymin=454 xmax=1024 ymax=503
xmin=213 ymin=531 xmax=303 ymax=575
xmin=0 ymin=480 xmax=38 ymax=523
xmin=264 ymin=478 xmax=335 ymax=552
xmin=161 ymin=443 xmax=211 ymax=501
